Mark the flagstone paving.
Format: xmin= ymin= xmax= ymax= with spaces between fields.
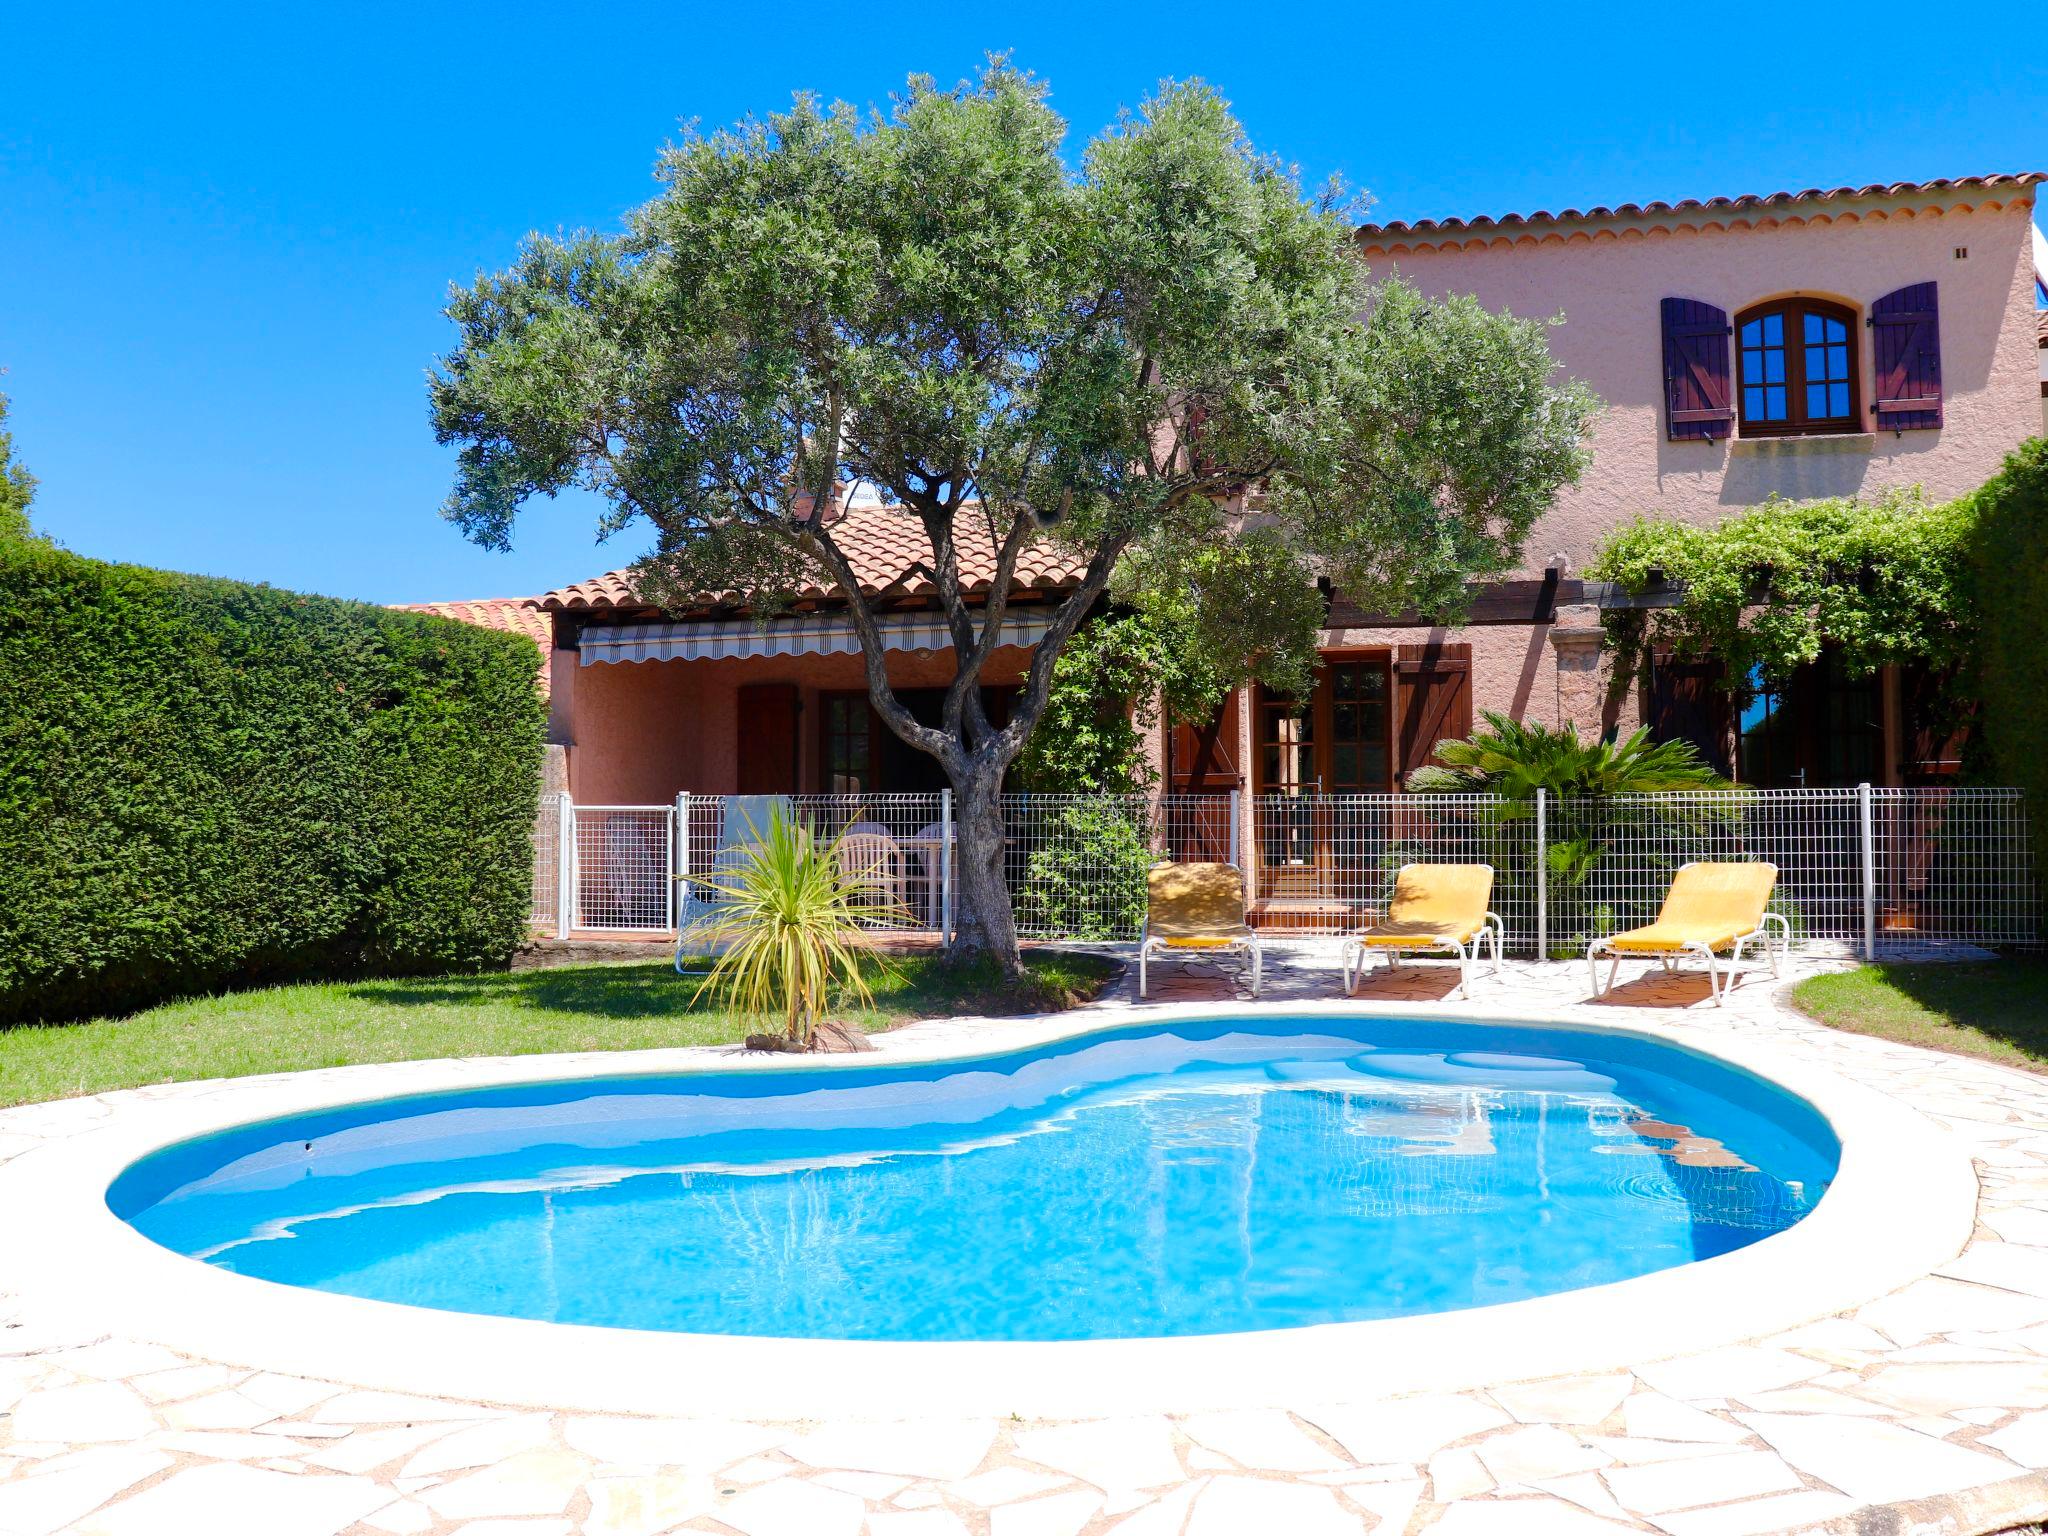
xmin=9 ymin=947 xmax=2048 ymax=1534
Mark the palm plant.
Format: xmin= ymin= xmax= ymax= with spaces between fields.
xmin=691 ymin=809 xmax=894 ymax=1049
xmin=1409 ymin=712 xmax=1730 ymax=799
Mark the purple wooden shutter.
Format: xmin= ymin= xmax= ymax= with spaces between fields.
xmin=1870 ymin=283 xmax=1942 ymax=430
xmin=1660 ymin=298 xmax=1733 ymax=441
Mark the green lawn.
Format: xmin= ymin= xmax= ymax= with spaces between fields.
xmin=0 ymin=952 xmax=1120 ymax=1109
xmin=1791 ymin=958 xmax=2048 ymax=1073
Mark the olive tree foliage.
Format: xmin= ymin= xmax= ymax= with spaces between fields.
xmin=431 ymin=63 xmax=1597 ymax=970
xmin=0 ymin=390 xmax=40 ymax=543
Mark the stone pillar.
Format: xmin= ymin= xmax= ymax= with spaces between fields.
xmin=1547 ymin=606 xmax=1611 ymax=738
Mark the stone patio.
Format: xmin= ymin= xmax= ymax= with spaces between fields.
xmin=8 ymin=946 xmax=2048 ymax=1536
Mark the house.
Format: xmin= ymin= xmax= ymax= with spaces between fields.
xmin=417 ymin=173 xmax=2046 ymax=821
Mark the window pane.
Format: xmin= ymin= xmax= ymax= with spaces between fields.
xmin=1804 ymin=312 xmax=1822 ymax=344
xmin=1741 ymin=319 xmax=1762 ymax=346
xmin=1333 ymin=744 xmax=1359 ymax=788
xmin=1825 ymin=316 xmax=1845 ymax=342
xmin=1764 ymin=313 xmax=1782 ymax=343
xmin=1807 ymin=383 xmax=1828 ymax=418
xmin=1333 ymin=702 xmax=1359 ymax=740
xmin=1745 ymin=386 xmax=1764 ymax=417
xmin=1766 ymin=386 xmax=1786 ymax=419
xmin=1830 ymin=382 xmax=1849 ymax=417
xmin=1765 ymin=350 xmax=1784 ymax=383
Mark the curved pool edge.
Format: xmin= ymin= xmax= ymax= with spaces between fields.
xmin=0 ymin=998 xmax=1977 ymax=1420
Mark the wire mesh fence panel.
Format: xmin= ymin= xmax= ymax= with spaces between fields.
xmin=571 ymin=806 xmax=674 ymax=931
xmin=676 ymin=793 xmax=948 ymax=936
xmin=1547 ymin=791 xmax=1865 ymax=957
xmin=1003 ymin=794 xmax=1166 ymax=942
xmin=1248 ymin=794 xmax=1540 ymax=950
xmin=1872 ymin=788 xmax=2039 ymax=953
xmin=530 ymin=792 xmax=564 ymax=933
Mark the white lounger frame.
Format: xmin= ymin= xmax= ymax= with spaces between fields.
xmin=1341 ymin=914 xmax=1503 ymax=1000
xmin=1586 ymin=913 xmax=1789 ymax=1007
xmin=1137 ymin=927 xmax=1263 ymax=999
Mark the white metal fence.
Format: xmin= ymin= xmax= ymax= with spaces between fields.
xmin=531 ymin=785 xmax=2038 ymax=958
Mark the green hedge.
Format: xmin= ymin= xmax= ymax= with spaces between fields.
xmin=1968 ymin=438 xmax=2048 ymax=881
xmin=0 ymin=540 xmax=546 ymax=1023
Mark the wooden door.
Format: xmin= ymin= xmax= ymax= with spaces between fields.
xmin=1167 ymin=693 xmax=1241 ymax=862
xmin=736 ymin=683 xmax=799 ymax=794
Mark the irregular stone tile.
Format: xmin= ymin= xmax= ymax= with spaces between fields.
xmin=1012 ymin=1417 xmax=1187 ymax=1491
xmin=399 ymin=1414 xmax=556 ymax=1477
xmin=147 ymin=1428 xmax=316 ymax=1460
xmin=1490 ymin=1376 xmax=1632 ymax=1428
xmin=1428 ymin=1445 xmax=1494 ymax=1502
xmin=419 ymin=1450 xmax=590 ymax=1519
xmin=1900 ymin=1414 xmax=1966 ymax=1438
xmin=1600 ymin=1449 xmax=1802 ymax=1514
xmin=1427 ymin=1496 xmax=1641 ymax=1535
xmin=943 ymin=1466 xmax=1070 ymax=1507
xmin=1983 ymin=1206 xmax=2048 ymax=1246
xmin=315 ymin=1390 xmax=505 ymax=1424
xmin=1857 ymin=1362 xmax=2048 ymax=1415
xmin=895 ymin=1487 xmax=945 ymax=1509
xmin=1306 ymin=1394 xmax=1511 ymax=1464
xmin=714 ymin=1475 xmax=867 ymax=1536
xmin=1632 ymin=1347 xmax=1822 ymax=1402
xmin=583 ymin=1471 xmax=715 ymax=1536
xmin=1346 ymin=1476 xmax=1426 ymax=1534
xmin=1179 ymin=1409 xmax=1349 ymax=1472
xmin=721 ymin=1454 xmax=796 ymax=1484
xmin=1103 ymin=1479 xmax=1202 ymax=1535
xmin=1735 ymin=1411 xmax=2017 ymax=1503
xmin=1733 ymin=1386 xmax=1897 ymax=1416
xmin=1471 ymin=1425 xmax=1610 ymax=1484
xmin=360 ymin=1499 xmax=434 ymax=1535
xmin=451 ymin=1521 xmax=573 ymax=1536
xmin=1981 ymin=1409 xmax=2048 ymax=1465
xmin=560 ymin=1413 xmax=781 ymax=1468
xmin=1184 ymin=1475 xmax=1360 ymax=1536
xmin=780 ymin=1418 xmax=997 ymax=1481
xmin=868 ymin=1509 xmax=973 ymax=1536
xmin=1647 ymin=1489 xmax=1859 ymax=1536
xmin=1619 ymin=1395 xmax=1750 ymax=1445
xmin=1763 ymin=1317 xmax=1895 ymax=1357
xmin=133 ymin=1362 xmax=246 ymax=1403
xmin=9 ymin=1381 xmax=155 ymax=1443
xmin=1858 ymin=1278 xmax=2048 ymax=1346
xmin=0 ymin=1448 xmax=171 ymax=1536
xmin=1185 ymin=1445 xmax=1235 ymax=1471
xmin=301 ymin=1420 xmax=482 ymax=1475
xmin=812 ymin=1468 xmax=911 ymax=1498
xmin=48 ymin=1339 xmax=186 ymax=1380
xmin=988 ymin=1489 xmax=1103 ymax=1536
xmin=1529 ymin=1471 xmax=1632 ymax=1522
xmin=68 ymin=1461 xmax=386 ymax=1536
xmin=237 ymin=1374 xmax=341 ymax=1417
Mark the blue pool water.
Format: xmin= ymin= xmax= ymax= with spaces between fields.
xmin=111 ymin=1018 xmax=1838 ymax=1342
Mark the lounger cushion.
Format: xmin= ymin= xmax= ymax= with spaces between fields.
xmin=1351 ymin=920 xmax=1478 ymax=948
xmin=1350 ymin=863 xmax=1494 ymax=949
xmin=1602 ymin=862 xmax=1778 ymax=954
xmin=1146 ymin=862 xmax=1254 ymax=942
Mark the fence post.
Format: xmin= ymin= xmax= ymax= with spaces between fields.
xmin=1534 ymin=787 xmax=1548 ymax=962
xmin=555 ymin=793 xmax=575 ymax=937
xmin=939 ymin=788 xmax=955 ymax=948
xmin=673 ymin=793 xmax=689 ymax=932
xmin=1228 ymin=788 xmax=1242 ymax=870
xmin=1858 ymin=781 xmax=1877 ymax=961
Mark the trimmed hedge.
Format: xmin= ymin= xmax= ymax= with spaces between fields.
xmin=0 ymin=540 xmax=546 ymax=1023
xmin=1968 ymin=437 xmax=2048 ymax=881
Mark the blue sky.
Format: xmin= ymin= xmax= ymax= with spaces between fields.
xmin=3 ymin=2 xmax=2042 ymax=605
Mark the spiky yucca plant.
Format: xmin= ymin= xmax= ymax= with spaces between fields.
xmin=1409 ymin=711 xmax=1730 ymax=799
xmin=692 ymin=810 xmax=894 ymax=1048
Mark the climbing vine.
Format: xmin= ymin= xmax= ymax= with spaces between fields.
xmin=1587 ymin=488 xmax=1977 ymax=700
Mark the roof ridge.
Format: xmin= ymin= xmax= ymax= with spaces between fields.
xmin=1355 ymin=172 xmax=2045 ymax=242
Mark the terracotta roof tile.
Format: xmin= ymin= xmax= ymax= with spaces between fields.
xmin=537 ymin=502 xmax=1086 ymax=614
xmin=1355 ymin=172 xmax=2045 ymax=244
xmin=395 ymin=596 xmax=553 ymax=694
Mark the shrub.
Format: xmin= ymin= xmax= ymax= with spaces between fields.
xmin=0 ymin=540 xmax=546 ymax=1023
xmin=1965 ymin=439 xmax=2048 ymax=883
xmin=1013 ymin=799 xmax=1157 ymax=941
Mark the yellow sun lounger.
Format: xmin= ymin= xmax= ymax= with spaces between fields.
xmin=1340 ymin=864 xmax=1502 ymax=1000
xmin=1139 ymin=862 xmax=1262 ymax=998
xmin=1587 ymin=861 xmax=1786 ymax=1006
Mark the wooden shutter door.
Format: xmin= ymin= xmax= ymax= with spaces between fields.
xmin=736 ymin=683 xmax=800 ymax=793
xmin=1167 ymin=692 xmax=1242 ymax=792
xmin=1870 ymin=283 xmax=1942 ymax=430
xmin=1661 ymin=298 xmax=1735 ymax=441
xmin=1395 ymin=643 xmax=1472 ymax=787
xmin=1646 ymin=652 xmax=1732 ymax=776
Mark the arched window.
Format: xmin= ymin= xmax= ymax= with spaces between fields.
xmin=1736 ymin=298 xmax=1861 ymax=437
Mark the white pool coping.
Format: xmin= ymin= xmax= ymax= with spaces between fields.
xmin=0 ymin=998 xmax=1976 ymax=1421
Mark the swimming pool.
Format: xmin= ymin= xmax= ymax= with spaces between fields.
xmin=110 ymin=1016 xmax=1839 ymax=1343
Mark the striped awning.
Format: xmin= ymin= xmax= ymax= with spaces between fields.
xmin=578 ymin=610 xmax=1057 ymax=665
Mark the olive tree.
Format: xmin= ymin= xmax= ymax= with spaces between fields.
xmin=431 ymin=64 xmax=1596 ymax=972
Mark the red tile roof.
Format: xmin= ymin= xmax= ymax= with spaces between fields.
xmin=537 ymin=502 xmax=1086 ymax=614
xmin=396 ymin=596 xmax=553 ymax=694
xmin=1355 ymin=172 xmax=2044 ymax=244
